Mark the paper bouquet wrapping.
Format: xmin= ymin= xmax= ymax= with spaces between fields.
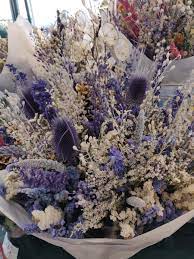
xmin=0 ymin=196 xmax=194 ymax=259
xmin=0 ymin=1 xmax=193 ymax=259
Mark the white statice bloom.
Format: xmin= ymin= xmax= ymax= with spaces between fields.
xmin=170 ymin=182 xmax=194 ymax=211
xmin=4 ymin=171 xmax=24 ymax=200
xmin=32 ymin=206 xmax=63 ymax=231
xmin=80 ymin=141 xmax=90 ymax=152
xmin=134 ymin=181 xmax=156 ymax=208
xmin=120 ymin=223 xmax=135 ymax=239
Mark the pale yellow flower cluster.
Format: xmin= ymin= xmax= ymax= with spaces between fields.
xmin=4 ymin=170 xmax=23 ymax=200
xmin=32 ymin=206 xmax=63 ymax=231
xmin=170 ymin=183 xmax=194 ymax=211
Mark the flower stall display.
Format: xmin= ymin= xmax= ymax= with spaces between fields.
xmin=0 ymin=1 xmax=193 ymax=259
xmin=116 ymin=0 xmax=194 ymax=59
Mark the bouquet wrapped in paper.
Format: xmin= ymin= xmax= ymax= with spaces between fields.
xmin=0 ymin=1 xmax=193 ymax=259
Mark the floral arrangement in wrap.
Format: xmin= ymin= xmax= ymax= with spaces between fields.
xmin=0 ymin=1 xmax=193 ymax=241
xmin=116 ymin=0 xmax=194 ymax=59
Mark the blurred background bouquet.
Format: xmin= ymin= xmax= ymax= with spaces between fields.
xmin=116 ymin=0 xmax=194 ymax=59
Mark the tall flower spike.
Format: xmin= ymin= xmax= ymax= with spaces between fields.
xmin=53 ymin=118 xmax=79 ymax=163
xmin=126 ymin=76 xmax=148 ymax=105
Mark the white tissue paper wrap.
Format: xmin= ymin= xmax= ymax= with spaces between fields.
xmin=0 ymin=195 xmax=194 ymax=259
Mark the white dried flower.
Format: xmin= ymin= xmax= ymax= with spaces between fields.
xmin=32 ymin=206 xmax=63 ymax=231
xmin=120 ymin=223 xmax=135 ymax=239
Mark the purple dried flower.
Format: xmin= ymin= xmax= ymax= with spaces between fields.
xmin=20 ymin=192 xmax=84 ymax=238
xmin=19 ymin=167 xmax=67 ymax=193
xmin=126 ymin=76 xmax=148 ymax=105
xmin=170 ymin=90 xmax=184 ymax=118
xmin=141 ymin=205 xmax=160 ymax=225
xmin=32 ymin=79 xmax=57 ymax=123
xmin=131 ymin=105 xmax=140 ymax=116
xmin=155 ymin=137 xmax=164 ymax=154
xmin=0 ymin=185 xmax=5 ymax=196
xmin=6 ymin=64 xmax=27 ymax=82
xmin=0 ymin=127 xmax=14 ymax=145
xmin=76 ymin=181 xmax=93 ymax=206
xmin=109 ymin=147 xmax=125 ymax=178
xmin=142 ymin=135 xmax=152 ymax=142
xmin=85 ymin=111 xmax=104 ymax=137
xmin=32 ymin=200 xmax=43 ymax=211
xmin=16 ymin=72 xmax=27 ymax=81
xmin=127 ymin=139 xmax=136 ymax=149
xmin=188 ymin=122 xmax=194 ymax=134
xmin=53 ymin=118 xmax=79 ymax=163
xmin=162 ymin=109 xmax=169 ymax=126
xmin=20 ymin=188 xmax=55 ymax=211
xmin=107 ymin=78 xmax=124 ymax=107
xmin=66 ymin=216 xmax=84 ymax=239
xmin=6 ymin=64 xmax=17 ymax=74
xmin=23 ymin=223 xmax=40 ymax=234
xmin=156 ymin=201 xmax=180 ymax=223
xmin=66 ymin=167 xmax=80 ymax=191
xmin=54 ymin=190 xmax=69 ymax=202
xmin=98 ymin=64 xmax=108 ymax=76
xmin=21 ymin=88 xmax=41 ymax=119
xmin=106 ymin=78 xmax=119 ymax=90
xmin=44 ymin=106 xmax=57 ymax=124
xmin=49 ymin=225 xmax=68 ymax=238
xmin=64 ymin=201 xmax=76 ymax=223
xmin=0 ymin=145 xmax=25 ymax=157
xmin=68 ymin=227 xmax=84 ymax=239
xmin=153 ymin=178 xmax=167 ymax=195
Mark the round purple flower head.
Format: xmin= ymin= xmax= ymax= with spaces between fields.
xmin=126 ymin=76 xmax=148 ymax=105
xmin=53 ymin=117 xmax=79 ymax=163
xmin=21 ymin=88 xmax=40 ymax=119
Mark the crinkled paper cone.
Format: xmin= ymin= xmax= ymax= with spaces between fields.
xmin=0 ymin=197 xmax=193 ymax=259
